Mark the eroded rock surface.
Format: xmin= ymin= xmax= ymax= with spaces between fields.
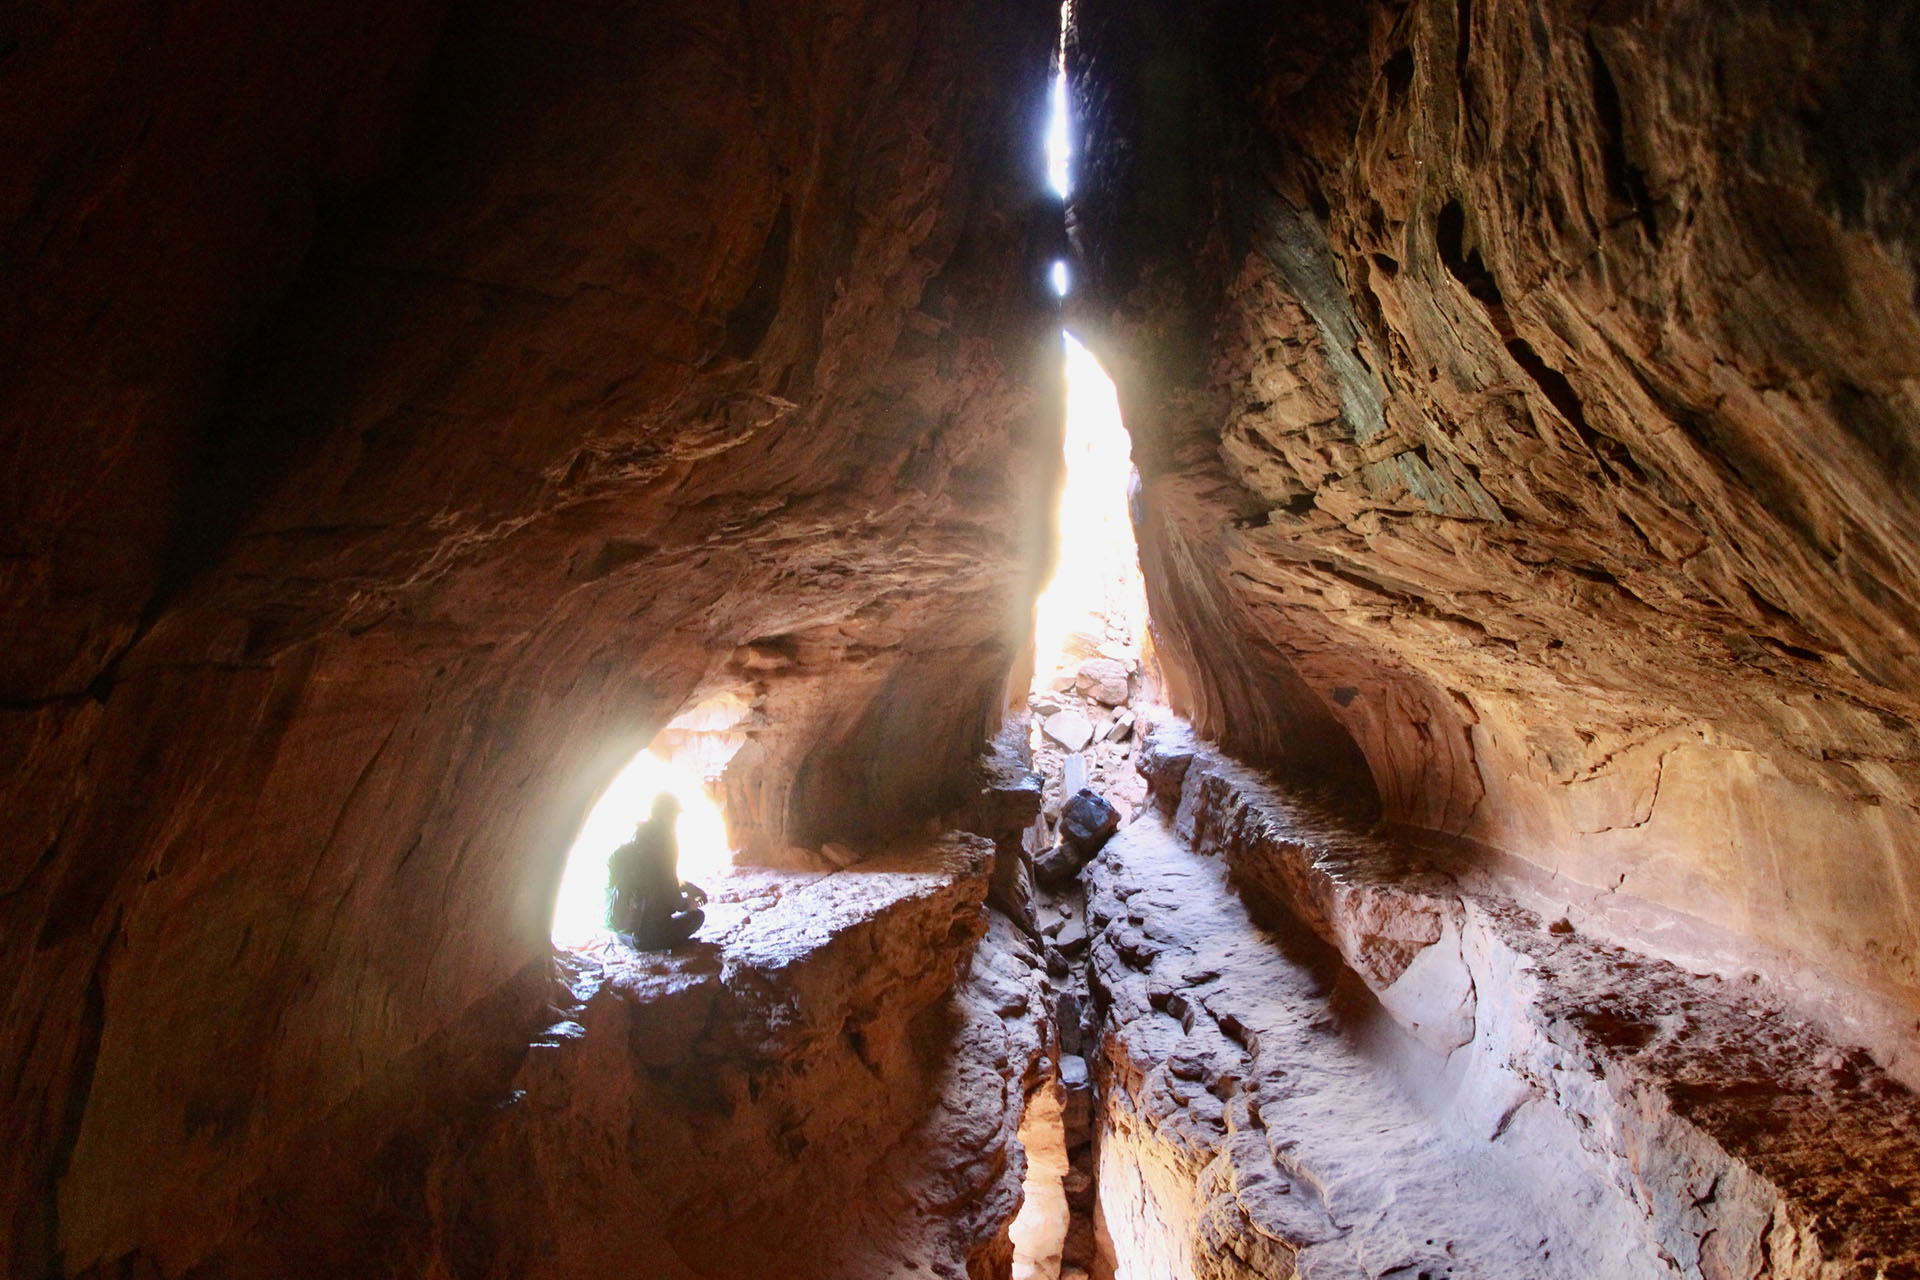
xmin=1090 ymin=722 xmax=1920 ymax=1278
xmin=1068 ymin=0 xmax=1920 ymax=1016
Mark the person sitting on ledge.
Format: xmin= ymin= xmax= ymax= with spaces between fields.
xmin=608 ymin=792 xmax=706 ymax=949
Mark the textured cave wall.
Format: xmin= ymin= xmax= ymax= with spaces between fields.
xmin=1068 ymin=0 xmax=1920 ymax=1020
xmin=0 ymin=0 xmax=1059 ymax=1273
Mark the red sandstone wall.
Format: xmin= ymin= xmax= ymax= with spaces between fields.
xmin=0 ymin=2 xmax=1059 ymax=1272
xmin=1069 ymin=0 xmax=1920 ymax=1015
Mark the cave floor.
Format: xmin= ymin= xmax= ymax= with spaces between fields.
xmin=1089 ymin=811 xmax=1662 ymax=1279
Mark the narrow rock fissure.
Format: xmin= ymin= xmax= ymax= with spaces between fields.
xmin=1003 ymin=307 xmax=1152 ymax=1279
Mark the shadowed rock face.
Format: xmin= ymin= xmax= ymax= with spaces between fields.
xmin=0 ymin=0 xmax=1058 ymax=1273
xmin=1068 ymin=0 xmax=1920 ymax=1014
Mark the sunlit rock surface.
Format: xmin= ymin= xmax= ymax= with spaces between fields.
xmin=1087 ymin=722 xmax=1920 ymax=1278
xmin=1068 ymin=0 xmax=1920 ymax=1019
xmin=0 ymin=0 xmax=1058 ymax=1272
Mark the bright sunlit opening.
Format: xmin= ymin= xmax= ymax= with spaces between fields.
xmin=1032 ymin=332 xmax=1145 ymax=678
xmin=1050 ymin=259 xmax=1071 ymax=296
xmin=549 ymin=748 xmax=734 ymax=948
xmin=1046 ymin=69 xmax=1072 ymax=198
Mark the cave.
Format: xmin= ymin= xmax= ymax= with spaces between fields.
xmin=5 ymin=0 xmax=1920 ymax=1277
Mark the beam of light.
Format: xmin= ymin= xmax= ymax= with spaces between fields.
xmin=1050 ymin=259 xmax=1071 ymax=296
xmin=1046 ymin=69 xmax=1072 ymax=198
xmin=549 ymin=748 xmax=733 ymax=948
xmin=1031 ymin=331 xmax=1145 ymax=680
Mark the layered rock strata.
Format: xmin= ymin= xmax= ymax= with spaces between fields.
xmin=1067 ymin=0 xmax=1920 ymax=1016
xmin=1086 ymin=721 xmax=1920 ymax=1278
xmin=1 ymin=1 xmax=1060 ymax=1272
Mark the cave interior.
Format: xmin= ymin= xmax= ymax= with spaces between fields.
xmin=6 ymin=0 xmax=1920 ymax=1277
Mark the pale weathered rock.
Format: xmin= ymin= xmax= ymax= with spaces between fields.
xmin=1070 ymin=0 xmax=1920 ymax=1025
xmin=959 ymin=728 xmax=1046 ymax=932
xmin=1109 ymin=722 xmax=1920 ymax=1278
xmin=820 ymin=841 xmax=862 ymax=868
xmin=1044 ymin=709 xmax=1096 ymax=753
xmin=183 ymin=835 xmax=1035 ymax=1279
xmin=11 ymin=0 xmax=1920 ymax=1274
xmin=1063 ymin=753 xmax=1089 ymax=797
xmin=1074 ymin=658 xmax=1130 ymax=707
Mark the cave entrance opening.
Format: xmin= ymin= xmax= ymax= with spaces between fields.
xmin=548 ymin=693 xmax=749 ymax=948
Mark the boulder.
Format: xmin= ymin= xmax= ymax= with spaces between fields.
xmin=1034 ymin=841 xmax=1089 ymax=890
xmin=1059 ymin=789 xmax=1120 ymax=854
xmin=1075 ymin=658 xmax=1130 ymax=706
xmin=1044 ymin=708 xmax=1095 ymax=752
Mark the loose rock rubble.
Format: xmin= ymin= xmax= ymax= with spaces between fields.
xmin=1028 ymin=622 xmax=1151 ymax=836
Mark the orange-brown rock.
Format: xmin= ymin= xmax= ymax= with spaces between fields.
xmin=1068 ymin=0 xmax=1920 ymax=1023
xmin=0 ymin=1 xmax=1059 ymax=1273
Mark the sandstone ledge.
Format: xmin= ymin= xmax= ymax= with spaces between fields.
xmin=1100 ymin=722 xmax=1920 ymax=1278
xmin=176 ymin=833 xmax=1048 ymax=1279
xmin=456 ymin=833 xmax=1042 ymax=1280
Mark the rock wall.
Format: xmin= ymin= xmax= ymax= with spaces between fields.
xmin=1067 ymin=0 xmax=1920 ymax=1015
xmin=0 ymin=1 xmax=1059 ymax=1273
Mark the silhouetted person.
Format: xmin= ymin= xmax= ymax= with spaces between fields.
xmin=608 ymin=792 xmax=706 ymax=949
